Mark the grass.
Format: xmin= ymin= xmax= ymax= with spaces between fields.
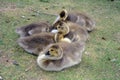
xmin=0 ymin=0 xmax=120 ymax=80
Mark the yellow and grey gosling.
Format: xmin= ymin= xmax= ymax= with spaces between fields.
xmin=37 ymin=41 xmax=85 ymax=71
xmin=50 ymin=21 xmax=89 ymax=42
xmin=15 ymin=21 xmax=51 ymax=37
xmin=17 ymin=27 xmax=72 ymax=56
xmin=52 ymin=9 xmax=95 ymax=32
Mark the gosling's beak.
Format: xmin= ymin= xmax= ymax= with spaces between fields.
xmin=45 ymin=51 xmax=50 ymax=55
xmin=49 ymin=26 xmax=57 ymax=32
xmin=48 ymin=26 xmax=53 ymax=32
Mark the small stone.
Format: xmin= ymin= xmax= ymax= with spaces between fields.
xmin=27 ymin=18 xmax=30 ymax=20
xmin=12 ymin=61 xmax=19 ymax=66
xmin=0 ymin=76 xmax=3 ymax=80
xmin=45 ymin=7 xmax=48 ymax=10
xmin=31 ymin=14 xmax=36 ymax=16
xmin=105 ymin=16 xmax=108 ymax=18
xmin=110 ymin=58 xmax=117 ymax=62
xmin=21 ymin=16 xmax=25 ymax=18
xmin=6 ymin=59 xmax=9 ymax=62
xmin=84 ymin=51 xmax=90 ymax=55
xmin=101 ymin=37 xmax=106 ymax=40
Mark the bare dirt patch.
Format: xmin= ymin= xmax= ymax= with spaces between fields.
xmin=0 ymin=2 xmax=17 ymax=12
xmin=0 ymin=50 xmax=16 ymax=66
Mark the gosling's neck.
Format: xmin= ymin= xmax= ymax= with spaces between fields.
xmin=61 ymin=38 xmax=71 ymax=43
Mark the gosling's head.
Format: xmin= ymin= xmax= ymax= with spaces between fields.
xmin=50 ymin=9 xmax=68 ymax=32
xmin=54 ymin=22 xmax=70 ymax=42
xmin=44 ymin=44 xmax=63 ymax=60
xmin=50 ymin=20 xmax=64 ymax=32
xmin=57 ymin=22 xmax=69 ymax=33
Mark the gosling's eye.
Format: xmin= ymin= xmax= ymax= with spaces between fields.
xmin=50 ymin=49 xmax=54 ymax=51
xmin=58 ymin=26 xmax=61 ymax=29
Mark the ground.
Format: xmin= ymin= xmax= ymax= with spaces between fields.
xmin=0 ymin=0 xmax=120 ymax=80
